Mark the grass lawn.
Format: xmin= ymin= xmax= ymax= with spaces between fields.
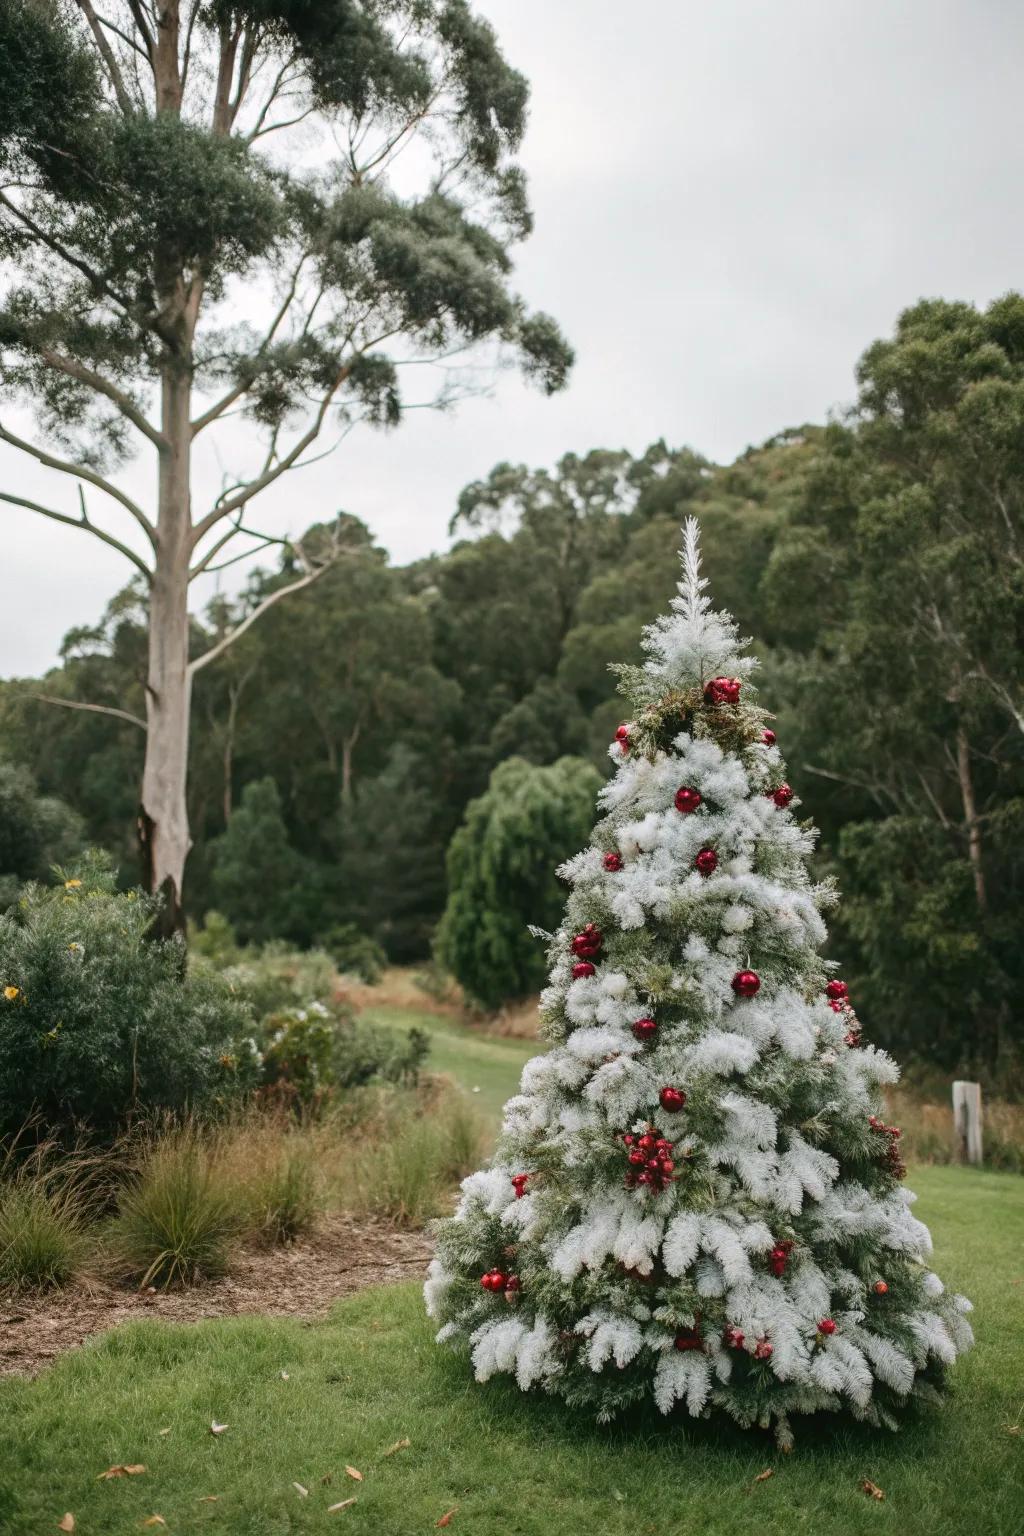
xmin=362 ymin=1005 xmax=537 ymax=1124
xmin=1 ymin=1164 xmax=1021 ymax=1536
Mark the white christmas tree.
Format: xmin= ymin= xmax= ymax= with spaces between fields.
xmin=425 ymin=520 xmax=972 ymax=1446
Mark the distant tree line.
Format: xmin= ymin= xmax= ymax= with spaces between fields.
xmin=2 ymin=295 xmax=1022 ymax=1081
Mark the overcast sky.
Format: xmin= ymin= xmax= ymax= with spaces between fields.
xmin=3 ymin=0 xmax=1024 ymax=676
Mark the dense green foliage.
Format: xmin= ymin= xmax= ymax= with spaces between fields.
xmin=2 ymin=295 xmax=1022 ymax=1077
xmin=0 ymin=1165 xmax=1021 ymax=1534
xmin=0 ymin=857 xmax=259 ymax=1136
xmin=0 ymin=760 xmax=84 ymax=909
xmin=437 ymin=756 xmax=604 ymax=1008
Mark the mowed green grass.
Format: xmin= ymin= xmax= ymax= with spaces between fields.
xmin=363 ymin=1004 xmax=537 ymax=1123
xmin=1 ymin=1164 xmax=1021 ymax=1536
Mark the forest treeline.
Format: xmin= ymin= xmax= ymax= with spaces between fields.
xmin=2 ymin=296 xmax=1022 ymax=1081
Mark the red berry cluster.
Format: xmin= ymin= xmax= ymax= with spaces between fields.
xmin=623 ymin=1127 xmax=676 ymax=1191
xmin=675 ymin=785 xmax=702 ymax=814
xmin=571 ymin=961 xmax=596 ymax=979
xmin=754 ymin=1338 xmax=774 ymax=1361
xmin=704 ymin=676 xmax=741 ymax=705
xmin=761 ymin=728 xmax=777 ymax=746
xmin=673 ymin=1324 xmax=703 ymax=1352
xmin=614 ymin=723 xmax=630 ymax=754
xmin=603 ymin=851 xmax=623 ymax=872
xmin=768 ymin=782 xmax=794 ymax=808
xmin=817 ymin=1317 xmax=836 ymax=1337
xmin=825 ymin=979 xmax=848 ymax=1001
xmin=511 ymin=1173 xmax=529 ymax=1199
xmin=769 ymin=1239 xmax=793 ymax=1277
xmin=571 ymin=923 xmax=603 ymax=959
xmin=868 ymin=1115 xmax=906 ymax=1179
xmin=723 ymin=1324 xmax=745 ymax=1350
xmin=480 ymin=1268 xmax=518 ymax=1293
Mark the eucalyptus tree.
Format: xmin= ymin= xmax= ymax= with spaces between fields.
xmin=0 ymin=0 xmax=571 ymax=927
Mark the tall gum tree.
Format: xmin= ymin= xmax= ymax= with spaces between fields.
xmin=0 ymin=0 xmax=572 ymax=929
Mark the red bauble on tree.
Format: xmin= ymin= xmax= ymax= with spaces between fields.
xmin=603 ymin=851 xmax=623 ymax=872
xmin=632 ymin=1017 xmax=658 ymax=1042
xmin=571 ymin=923 xmax=603 ymax=959
xmin=694 ymin=847 xmax=718 ymax=876
xmin=614 ymin=723 xmax=630 ymax=753
xmin=674 ymin=785 xmax=702 ymax=814
xmin=817 ymin=1317 xmax=836 ymax=1336
xmin=481 ymin=1269 xmax=507 ymax=1292
xmin=571 ymin=961 xmax=596 ymax=979
xmin=770 ymin=783 xmax=794 ymax=809
xmin=825 ymin=979 xmax=848 ymax=1001
xmin=873 ymin=1280 xmax=889 ymax=1296
xmin=673 ymin=1326 xmax=703 ymax=1352
xmin=704 ymin=676 xmax=741 ymax=705
xmin=761 ymin=728 xmax=776 ymax=746
xmin=659 ymin=1086 xmax=686 ymax=1112
xmin=731 ymin=969 xmax=761 ymax=997
xmin=769 ymin=1240 xmax=793 ymax=1277
xmin=511 ymin=1174 xmax=529 ymax=1199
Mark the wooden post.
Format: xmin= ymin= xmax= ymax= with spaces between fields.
xmin=952 ymin=1081 xmax=983 ymax=1166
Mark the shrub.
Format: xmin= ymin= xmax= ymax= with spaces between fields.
xmin=109 ymin=1129 xmax=240 ymax=1288
xmin=260 ymin=1005 xmax=430 ymax=1106
xmin=0 ymin=856 xmax=260 ymax=1138
xmin=243 ymin=1135 xmax=322 ymax=1245
xmin=0 ymin=760 xmax=84 ymax=913
xmin=437 ymin=756 xmax=603 ymax=1010
xmin=316 ymin=922 xmax=387 ymax=984
xmin=219 ymin=942 xmax=337 ymax=1020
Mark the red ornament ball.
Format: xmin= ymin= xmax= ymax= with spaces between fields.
xmin=632 ymin=1016 xmax=658 ymax=1042
xmin=570 ymin=923 xmax=603 ymax=959
xmin=694 ymin=847 xmax=718 ymax=877
xmin=659 ymin=1086 xmax=686 ymax=1113
xmin=614 ymin=723 xmax=630 ymax=754
xmin=817 ymin=1317 xmax=837 ymax=1336
xmin=675 ymin=785 xmax=703 ymax=814
xmin=603 ymin=851 xmax=623 ymax=872
xmin=825 ymin=979 xmax=848 ymax=1001
xmin=770 ymin=783 xmax=794 ymax=809
xmin=761 ymin=728 xmax=777 ymax=746
xmin=873 ymin=1280 xmax=889 ymax=1296
xmin=571 ymin=961 xmax=596 ymax=980
xmin=731 ymin=969 xmax=761 ymax=998
xmin=481 ymin=1269 xmax=507 ymax=1292
xmin=511 ymin=1174 xmax=529 ymax=1199
xmin=704 ymin=676 xmax=741 ymax=705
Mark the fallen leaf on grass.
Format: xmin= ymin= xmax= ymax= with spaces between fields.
xmin=328 ymin=1499 xmax=358 ymax=1513
xmin=861 ymin=1480 xmax=885 ymax=1501
xmin=345 ymin=1466 xmax=363 ymax=1482
xmin=158 ymin=1428 xmax=171 ymax=1438
xmin=141 ymin=1517 xmax=166 ymax=1528
xmin=198 ymin=1496 xmax=219 ymax=1504
xmin=98 ymin=1464 xmax=146 ymax=1480
xmin=752 ymin=1469 xmax=774 ymax=1485
xmin=436 ymin=1510 xmax=457 ymax=1528
xmin=210 ymin=1422 xmax=229 ymax=1436
xmin=57 ymin=1516 xmax=75 ymax=1533
xmin=1006 ymin=1424 xmax=1021 ymax=1437
xmin=293 ymin=1483 xmax=309 ymax=1497
xmin=381 ymin=1438 xmax=411 ymax=1458
xmin=280 ymin=1371 xmax=290 ymax=1380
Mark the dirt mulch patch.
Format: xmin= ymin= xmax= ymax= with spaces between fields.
xmin=0 ymin=1213 xmax=433 ymax=1378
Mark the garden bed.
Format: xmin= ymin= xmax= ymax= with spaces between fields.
xmin=0 ymin=1211 xmax=432 ymax=1377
